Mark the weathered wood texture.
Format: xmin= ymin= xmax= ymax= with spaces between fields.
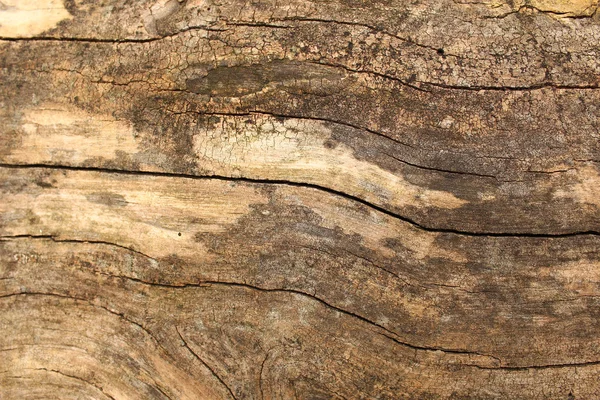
xmin=2 ymin=0 xmax=600 ymax=398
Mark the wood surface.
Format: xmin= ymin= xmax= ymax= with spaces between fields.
xmin=2 ymin=0 xmax=600 ymax=398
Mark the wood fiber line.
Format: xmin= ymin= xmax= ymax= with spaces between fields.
xmin=2 ymin=0 xmax=600 ymax=399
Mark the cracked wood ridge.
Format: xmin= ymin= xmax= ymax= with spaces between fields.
xmin=2 ymin=0 xmax=600 ymax=399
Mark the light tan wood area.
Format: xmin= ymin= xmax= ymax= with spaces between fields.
xmin=2 ymin=0 xmax=600 ymax=398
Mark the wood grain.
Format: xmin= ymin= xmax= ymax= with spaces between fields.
xmin=2 ymin=0 xmax=600 ymax=398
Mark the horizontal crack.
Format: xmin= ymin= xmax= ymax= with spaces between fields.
xmin=1 ymin=163 xmax=598 ymax=238
xmin=163 ymin=109 xmax=571 ymax=181
xmin=483 ymin=4 xmax=598 ymax=20
xmin=269 ymin=17 xmax=462 ymax=58
xmin=3 ymin=22 xmax=599 ymax=92
xmin=381 ymin=151 xmax=498 ymax=180
xmin=421 ymin=80 xmax=600 ymax=92
xmin=467 ymin=359 xmax=600 ymax=370
xmin=1 ymin=237 xmax=505 ymax=367
xmin=0 ymin=291 xmax=179 ymax=381
xmin=304 ymin=60 xmax=429 ymax=93
xmin=1 ymin=281 xmax=595 ymax=370
xmin=0 ymin=274 xmax=502 ymax=365
xmin=0 ymin=234 xmax=157 ymax=262
xmin=0 ymin=292 xmax=157 ymax=343
xmin=0 ymin=25 xmax=227 ymax=44
xmin=223 ymin=18 xmax=600 ymax=92
xmin=162 ymin=109 xmax=419 ymax=150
